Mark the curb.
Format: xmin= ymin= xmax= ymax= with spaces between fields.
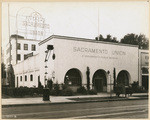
xmin=2 ymin=97 xmax=148 ymax=108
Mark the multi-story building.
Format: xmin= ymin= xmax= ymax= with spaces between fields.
xmin=6 ymin=34 xmax=41 ymax=67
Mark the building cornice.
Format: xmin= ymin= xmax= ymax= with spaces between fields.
xmin=38 ymin=35 xmax=139 ymax=48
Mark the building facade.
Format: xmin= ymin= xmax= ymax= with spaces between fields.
xmin=13 ymin=35 xmax=144 ymax=92
xmin=6 ymin=35 xmax=40 ymax=67
xmin=139 ymin=49 xmax=149 ymax=90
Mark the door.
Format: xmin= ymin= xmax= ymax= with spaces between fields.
xmin=94 ymin=78 xmax=103 ymax=92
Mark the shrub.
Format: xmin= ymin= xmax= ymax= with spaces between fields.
xmin=88 ymin=89 xmax=97 ymax=95
xmin=47 ymin=79 xmax=53 ymax=90
xmin=13 ymin=88 xmax=26 ymax=97
xmin=61 ymin=84 xmax=68 ymax=90
xmin=131 ymin=81 xmax=139 ymax=93
xmin=114 ymin=86 xmax=124 ymax=97
xmin=49 ymin=89 xmax=57 ymax=96
xmin=38 ymin=80 xmax=43 ymax=89
xmin=2 ymin=87 xmax=44 ymax=97
xmin=62 ymin=87 xmax=74 ymax=96
xmin=50 ymin=83 xmax=61 ymax=96
xmin=131 ymin=81 xmax=147 ymax=93
xmin=77 ymin=86 xmax=87 ymax=95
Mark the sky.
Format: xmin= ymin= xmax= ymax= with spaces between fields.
xmin=2 ymin=1 xmax=149 ymax=49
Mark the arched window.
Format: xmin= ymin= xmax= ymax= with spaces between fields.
xmin=64 ymin=68 xmax=82 ymax=86
xmin=30 ymin=74 xmax=33 ymax=81
xmin=20 ymin=76 xmax=22 ymax=81
xmin=117 ymin=70 xmax=130 ymax=86
xmin=25 ymin=75 xmax=27 ymax=81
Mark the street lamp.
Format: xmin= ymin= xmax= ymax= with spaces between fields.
xmin=44 ymin=45 xmax=54 ymax=87
xmin=43 ymin=45 xmax=54 ymax=101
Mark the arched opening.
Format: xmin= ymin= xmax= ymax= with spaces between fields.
xmin=64 ymin=68 xmax=82 ymax=86
xmin=92 ymin=69 xmax=107 ymax=92
xmin=25 ymin=75 xmax=27 ymax=81
xmin=117 ymin=70 xmax=130 ymax=86
xmin=30 ymin=74 xmax=33 ymax=81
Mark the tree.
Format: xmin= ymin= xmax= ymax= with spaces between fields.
xmin=96 ymin=34 xmax=105 ymax=41
xmin=95 ymin=34 xmax=119 ymax=43
xmin=120 ymin=33 xmax=149 ymax=49
xmin=112 ymin=37 xmax=118 ymax=43
xmin=7 ymin=64 xmax=15 ymax=87
xmin=1 ymin=62 xmax=6 ymax=79
xmin=105 ymin=34 xmax=112 ymax=42
xmin=113 ymin=68 xmax=116 ymax=90
xmin=38 ymin=79 xmax=43 ymax=89
xmin=86 ymin=67 xmax=90 ymax=91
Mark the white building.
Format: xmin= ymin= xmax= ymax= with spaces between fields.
xmin=13 ymin=35 xmax=146 ymax=92
xmin=6 ymin=34 xmax=40 ymax=67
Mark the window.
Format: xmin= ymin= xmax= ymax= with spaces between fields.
xmin=17 ymin=43 xmax=21 ymax=50
xmin=17 ymin=54 xmax=21 ymax=60
xmin=24 ymin=44 xmax=28 ymax=50
xmin=31 ymin=44 xmax=36 ymax=51
xmin=64 ymin=69 xmax=82 ymax=86
xmin=25 ymin=75 xmax=27 ymax=81
xmin=20 ymin=76 xmax=22 ymax=81
xmin=24 ymin=55 xmax=27 ymax=60
xmin=30 ymin=74 xmax=33 ymax=81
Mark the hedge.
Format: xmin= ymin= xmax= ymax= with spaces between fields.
xmin=2 ymin=87 xmax=43 ymax=97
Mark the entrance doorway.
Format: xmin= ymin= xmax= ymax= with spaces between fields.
xmin=142 ymin=76 xmax=148 ymax=90
xmin=117 ymin=70 xmax=130 ymax=86
xmin=92 ymin=70 xmax=107 ymax=92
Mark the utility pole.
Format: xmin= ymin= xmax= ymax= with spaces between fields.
xmin=8 ymin=3 xmax=11 ymax=65
xmin=98 ymin=7 xmax=99 ymax=37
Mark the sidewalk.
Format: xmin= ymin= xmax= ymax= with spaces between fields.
xmin=2 ymin=93 xmax=148 ymax=107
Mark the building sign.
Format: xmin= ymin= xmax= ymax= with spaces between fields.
xmin=141 ymin=53 xmax=149 ymax=66
xmin=17 ymin=10 xmax=50 ymax=40
xmin=73 ymin=47 xmax=126 ymax=56
xmin=24 ymin=52 xmax=33 ymax=60
xmin=73 ymin=46 xmax=127 ymax=60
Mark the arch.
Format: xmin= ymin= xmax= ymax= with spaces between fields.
xmin=92 ymin=69 xmax=107 ymax=92
xmin=117 ymin=70 xmax=130 ymax=86
xmin=64 ymin=68 xmax=82 ymax=86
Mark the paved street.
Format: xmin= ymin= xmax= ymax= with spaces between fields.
xmin=2 ymin=99 xmax=148 ymax=119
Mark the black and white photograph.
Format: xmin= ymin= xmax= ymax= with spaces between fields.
xmin=1 ymin=1 xmax=149 ymax=119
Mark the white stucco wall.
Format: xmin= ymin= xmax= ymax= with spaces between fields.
xmin=53 ymin=37 xmax=139 ymax=92
xmin=38 ymin=39 xmax=55 ymax=87
xmin=13 ymin=35 xmax=140 ymax=92
xmin=14 ymin=54 xmax=40 ymax=87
